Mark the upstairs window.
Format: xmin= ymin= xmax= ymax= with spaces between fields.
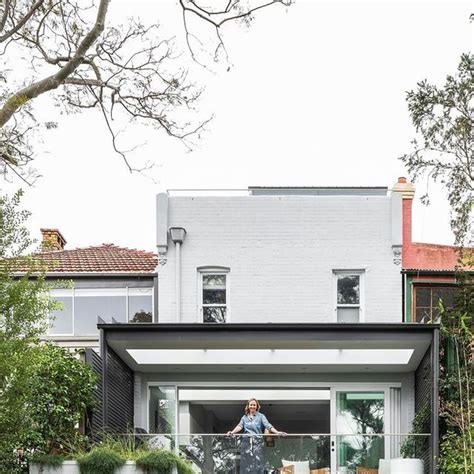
xmin=200 ymin=271 xmax=228 ymax=323
xmin=48 ymin=286 xmax=153 ymax=336
xmin=414 ymin=286 xmax=456 ymax=322
xmin=334 ymin=271 xmax=364 ymax=323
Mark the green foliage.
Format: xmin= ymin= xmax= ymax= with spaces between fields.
xmin=0 ymin=190 xmax=57 ymax=472
xmin=30 ymin=452 xmax=66 ymax=467
xmin=135 ymin=449 xmax=194 ymax=474
xmin=438 ymin=260 xmax=473 ymax=473
xmin=439 ymin=430 xmax=472 ymax=473
xmin=27 ymin=343 xmax=97 ymax=453
xmin=400 ymin=404 xmax=430 ymax=458
xmin=400 ymin=53 xmax=473 ymax=245
xmin=77 ymin=447 xmax=125 ymax=474
xmin=176 ymin=456 xmax=195 ymax=474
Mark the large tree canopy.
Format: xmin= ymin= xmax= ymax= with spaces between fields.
xmin=0 ymin=0 xmax=291 ymax=180
xmin=400 ymin=53 xmax=473 ymax=246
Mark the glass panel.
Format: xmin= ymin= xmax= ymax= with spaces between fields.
xmin=177 ymin=435 xmax=330 ymax=473
xmin=415 ymin=287 xmax=431 ymax=307
xmin=203 ymin=274 xmax=226 ymax=289
xmin=149 ymin=386 xmax=176 ymax=434
xmin=203 ymin=289 xmax=226 ymax=304
xmin=434 ymin=287 xmax=455 ymax=309
xmin=203 ymin=307 xmax=226 ymax=323
xmin=416 ymin=307 xmax=431 ymax=323
xmin=49 ymin=296 xmax=73 ymax=334
xmin=337 ymin=307 xmax=360 ymax=323
xmin=337 ymin=275 xmax=360 ymax=304
xmin=129 ymin=295 xmax=153 ymax=322
xmin=74 ymin=293 xmax=126 ymax=335
xmin=337 ymin=392 xmax=384 ymax=472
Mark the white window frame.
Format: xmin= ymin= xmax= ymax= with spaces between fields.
xmin=333 ymin=270 xmax=365 ymax=322
xmin=197 ymin=267 xmax=230 ymax=323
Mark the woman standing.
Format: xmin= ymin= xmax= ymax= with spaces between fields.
xmin=227 ymin=398 xmax=286 ymax=473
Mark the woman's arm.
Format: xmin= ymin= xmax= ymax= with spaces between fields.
xmin=226 ymin=424 xmax=243 ymax=435
xmin=268 ymin=426 xmax=287 ymax=435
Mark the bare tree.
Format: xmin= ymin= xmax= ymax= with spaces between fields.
xmin=0 ymin=0 xmax=292 ymax=181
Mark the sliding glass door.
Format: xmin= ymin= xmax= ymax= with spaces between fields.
xmin=333 ymin=391 xmax=385 ymax=473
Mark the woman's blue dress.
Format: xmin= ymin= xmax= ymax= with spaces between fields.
xmin=238 ymin=412 xmax=273 ymax=474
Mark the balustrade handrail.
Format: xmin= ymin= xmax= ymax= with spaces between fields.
xmin=123 ymin=432 xmax=431 ymax=437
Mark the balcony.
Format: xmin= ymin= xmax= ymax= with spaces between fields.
xmin=131 ymin=433 xmax=430 ymax=474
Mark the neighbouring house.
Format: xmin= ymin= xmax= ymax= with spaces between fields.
xmin=395 ymin=178 xmax=471 ymax=324
xmin=93 ymin=181 xmax=440 ymax=473
xmin=19 ymin=229 xmax=158 ymax=350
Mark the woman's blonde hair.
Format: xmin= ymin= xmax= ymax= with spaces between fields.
xmin=245 ymin=398 xmax=261 ymax=415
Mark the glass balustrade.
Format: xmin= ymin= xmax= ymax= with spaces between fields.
xmin=124 ymin=433 xmax=430 ymax=474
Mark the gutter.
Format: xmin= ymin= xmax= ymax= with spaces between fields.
xmin=98 ymin=322 xmax=440 ymax=332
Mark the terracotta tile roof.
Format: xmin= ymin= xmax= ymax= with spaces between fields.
xmin=17 ymin=244 xmax=158 ymax=274
xmin=404 ymin=242 xmax=473 ymax=272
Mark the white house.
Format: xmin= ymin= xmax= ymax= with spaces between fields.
xmin=96 ymin=181 xmax=438 ymax=473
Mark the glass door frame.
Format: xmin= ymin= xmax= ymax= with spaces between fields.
xmin=330 ymin=385 xmax=392 ymax=473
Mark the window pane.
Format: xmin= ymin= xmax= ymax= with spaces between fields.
xmin=203 ymin=274 xmax=226 ymax=289
xmin=337 ymin=275 xmax=360 ymax=304
xmin=49 ymin=297 xmax=73 ymax=334
xmin=203 ymin=289 xmax=226 ymax=304
xmin=129 ymin=295 xmax=152 ymax=323
xmin=415 ymin=288 xmax=431 ymax=307
xmin=416 ymin=308 xmax=432 ymax=323
xmin=203 ymin=307 xmax=226 ymax=323
xmin=75 ymin=294 xmax=126 ymax=335
xmin=149 ymin=387 xmax=175 ymax=434
xmin=434 ymin=288 xmax=456 ymax=308
xmin=337 ymin=307 xmax=360 ymax=323
xmin=336 ymin=392 xmax=384 ymax=471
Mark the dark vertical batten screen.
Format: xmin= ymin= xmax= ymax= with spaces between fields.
xmin=105 ymin=347 xmax=134 ymax=433
xmin=415 ymin=346 xmax=432 ymax=473
xmin=85 ymin=348 xmax=103 ymax=441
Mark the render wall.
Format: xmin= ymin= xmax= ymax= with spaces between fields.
xmin=158 ymin=195 xmax=402 ymax=323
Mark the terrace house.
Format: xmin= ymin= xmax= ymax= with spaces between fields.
xmin=95 ymin=180 xmax=439 ymax=473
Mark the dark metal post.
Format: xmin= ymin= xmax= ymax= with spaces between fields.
xmin=431 ymin=328 xmax=440 ymax=473
xmin=100 ymin=327 xmax=108 ymax=432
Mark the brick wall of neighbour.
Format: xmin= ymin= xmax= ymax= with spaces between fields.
xmin=158 ymin=195 xmax=402 ymax=323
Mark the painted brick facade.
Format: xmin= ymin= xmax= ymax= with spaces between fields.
xmin=157 ymin=193 xmax=403 ymax=323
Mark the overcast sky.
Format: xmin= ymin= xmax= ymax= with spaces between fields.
xmin=2 ymin=0 xmax=472 ymax=252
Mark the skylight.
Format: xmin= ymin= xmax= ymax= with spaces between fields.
xmin=126 ymin=349 xmax=414 ymax=365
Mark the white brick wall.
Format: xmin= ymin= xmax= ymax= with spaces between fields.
xmin=158 ymin=195 xmax=402 ymax=323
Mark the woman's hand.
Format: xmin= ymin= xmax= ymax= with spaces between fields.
xmin=226 ymin=431 xmax=234 ymax=436
xmin=277 ymin=431 xmax=287 ymax=436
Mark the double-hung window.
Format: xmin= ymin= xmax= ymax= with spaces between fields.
xmin=200 ymin=270 xmax=228 ymax=323
xmin=334 ymin=270 xmax=364 ymax=322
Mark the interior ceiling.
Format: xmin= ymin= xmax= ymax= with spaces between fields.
xmin=189 ymin=401 xmax=331 ymax=433
xmin=193 ymin=402 xmax=330 ymax=424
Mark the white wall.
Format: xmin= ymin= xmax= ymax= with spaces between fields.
xmin=158 ymin=194 xmax=402 ymax=323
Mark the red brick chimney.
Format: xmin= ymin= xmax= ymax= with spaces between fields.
xmin=392 ymin=177 xmax=415 ymax=267
xmin=40 ymin=228 xmax=67 ymax=251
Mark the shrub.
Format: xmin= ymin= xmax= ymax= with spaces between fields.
xmin=176 ymin=456 xmax=195 ymax=474
xmin=135 ymin=450 xmax=177 ymax=473
xmin=30 ymin=453 xmax=66 ymax=467
xmin=77 ymin=447 xmax=125 ymax=474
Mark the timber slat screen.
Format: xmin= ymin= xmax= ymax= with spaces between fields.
xmin=414 ymin=347 xmax=432 ymax=474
